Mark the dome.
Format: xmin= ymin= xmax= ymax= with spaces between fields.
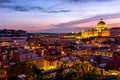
xmin=96 ymin=18 xmax=107 ymax=31
xmin=97 ymin=20 xmax=106 ymax=25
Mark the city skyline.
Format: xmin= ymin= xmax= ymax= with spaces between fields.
xmin=0 ymin=0 xmax=120 ymax=32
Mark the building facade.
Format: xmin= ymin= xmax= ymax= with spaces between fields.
xmin=81 ymin=19 xmax=110 ymax=39
xmin=110 ymin=27 xmax=120 ymax=37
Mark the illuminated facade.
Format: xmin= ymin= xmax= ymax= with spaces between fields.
xmin=91 ymin=37 xmax=115 ymax=47
xmin=81 ymin=19 xmax=110 ymax=38
xmin=26 ymin=49 xmax=66 ymax=70
xmin=26 ymin=57 xmax=62 ymax=70
xmin=43 ymin=60 xmax=61 ymax=70
xmin=95 ymin=50 xmax=113 ymax=58
xmin=96 ymin=19 xmax=107 ymax=32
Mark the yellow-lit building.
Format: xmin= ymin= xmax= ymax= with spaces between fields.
xmin=43 ymin=60 xmax=61 ymax=70
xmin=95 ymin=50 xmax=113 ymax=58
xmin=81 ymin=19 xmax=110 ymax=39
xmin=26 ymin=57 xmax=62 ymax=70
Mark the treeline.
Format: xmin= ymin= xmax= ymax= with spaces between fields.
xmin=7 ymin=62 xmax=120 ymax=80
xmin=0 ymin=29 xmax=27 ymax=37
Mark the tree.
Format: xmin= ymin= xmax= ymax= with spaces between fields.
xmin=7 ymin=62 xmax=43 ymax=80
xmin=15 ymin=30 xmax=26 ymax=37
xmin=55 ymin=64 xmax=65 ymax=80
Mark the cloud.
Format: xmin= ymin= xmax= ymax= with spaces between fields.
xmin=54 ymin=13 xmax=120 ymax=27
xmin=67 ymin=0 xmax=112 ymax=3
xmin=0 ymin=0 xmax=71 ymax=13
xmin=13 ymin=6 xmax=29 ymax=11
xmin=40 ymin=26 xmax=91 ymax=33
xmin=25 ymin=26 xmax=37 ymax=29
xmin=0 ymin=5 xmax=29 ymax=11
xmin=0 ymin=4 xmax=71 ymax=13
xmin=0 ymin=5 xmax=44 ymax=12
xmin=40 ymin=13 xmax=120 ymax=33
xmin=31 ymin=7 xmax=43 ymax=10
xmin=0 ymin=0 xmax=12 ymax=3
xmin=48 ymin=10 xmax=71 ymax=13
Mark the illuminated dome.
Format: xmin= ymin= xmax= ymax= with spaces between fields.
xmin=96 ymin=18 xmax=107 ymax=31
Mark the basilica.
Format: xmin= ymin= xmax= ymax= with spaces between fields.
xmin=81 ymin=19 xmax=110 ymax=39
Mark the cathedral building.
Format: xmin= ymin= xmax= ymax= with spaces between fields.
xmin=81 ymin=19 xmax=110 ymax=39
xmin=96 ymin=19 xmax=107 ymax=32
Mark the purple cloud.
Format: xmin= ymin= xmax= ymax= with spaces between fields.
xmin=40 ymin=13 xmax=120 ymax=33
xmin=54 ymin=13 xmax=120 ymax=27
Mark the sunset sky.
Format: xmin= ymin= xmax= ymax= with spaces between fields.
xmin=0 ymin=0 xmax=120 ymax=32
